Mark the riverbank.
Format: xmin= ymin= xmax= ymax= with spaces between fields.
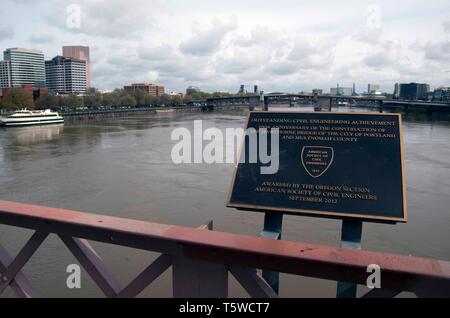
xmin=61 ymin=104 xmax=251 ymax=124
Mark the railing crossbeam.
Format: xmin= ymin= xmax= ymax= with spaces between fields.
xmin=361 ymin=288 xmax=401 ymax=298
xmin=59 ymin=236 xmax=122 ymax=298
xmin=0 ymin=231 xmax=48 ymax=294
xmin=230 ymin=266 xmax=278 ymax=298
xmin=0 ymin=244 xmax=39 ymax=298
xmin=117 ymin=255 xmax=172 ymax=298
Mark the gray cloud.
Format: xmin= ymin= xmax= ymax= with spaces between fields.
xmin=43 ymin=0 xmax=166 ymax=39
xmin=0 ymin=25 xmax=14 ymax=42
xmin=265 ymin=61 xmax=301 ymax=76
xmin=424 ymin=40 xmax=450 ymax=62
xmin=2 ymin=0 xmax=449 ymax=92
xmin=444 ymin=21 xmax=450 ymax=32
xmin=29 ymin=33 xmax=55 ymax=44
xmin=364 ymin=51 xmax=395 ymax=67
xmin=180 ymin=17 xmax=238 ymax=56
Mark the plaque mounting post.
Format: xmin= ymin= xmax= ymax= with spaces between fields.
xmin=336 ymin=219 xmax=363 ymax=298
xmin=260 ymin=212 xmax=283 ymax=294
xmin=259 ymin=95 xmax=283 ymax=294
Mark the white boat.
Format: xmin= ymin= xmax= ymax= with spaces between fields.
xmin=0 ymin=109 xmax=64 ymax=127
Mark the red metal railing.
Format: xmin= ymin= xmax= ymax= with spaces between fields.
xmin=0 ymin=200 xmax=449 ymax=298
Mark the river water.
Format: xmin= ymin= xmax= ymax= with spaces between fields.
xmin=0 ymin=106 xmax=449 ymax=298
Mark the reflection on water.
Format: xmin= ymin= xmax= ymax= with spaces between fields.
xmin=0 ymin=107 xmax=449 ymax=298
xmin=2 ymin=124 xmax=64 ymax=145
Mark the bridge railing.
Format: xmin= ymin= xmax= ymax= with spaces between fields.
xmin=0 ymin=200 xmax=449 ymax=298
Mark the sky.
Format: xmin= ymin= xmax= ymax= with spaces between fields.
xmin=0 ymin=0 xmax=449 ymax=94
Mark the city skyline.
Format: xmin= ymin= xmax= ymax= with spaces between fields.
xmin=0 ymin=0 xmax=449 ymax=93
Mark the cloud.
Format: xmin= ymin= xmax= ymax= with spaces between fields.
xmin=287 ymin=37 xmax=336 ymax=70
xmin=353 ymin=29 xmax=384 ymax=45
xmin=0 ymin=25 xmax=14 ymax=42
xmin=29 ymin=33 xmax=55 ymax=44
xmin=233 ymin=26 xmax=285 ymax=47
xmin=43 ymin=0 xmax=167 ymax=39
xmin=2 ymin=0 xmax=449 ymax=92
xmin=363 ymin=51 xmax=395 ymax=67
xmin=265 ymin=60 xmax=301 ymax=76
xmin=444 ymin=20 xmax=450 ymax=32
xmin=423 ymin=40 xmax=450 ymax=62
xmin=138 ymin=45 xmax=178 ymax=62
xmin=180 ymin=17 xmax=238 ymax=56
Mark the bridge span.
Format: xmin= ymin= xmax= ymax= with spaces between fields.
xmin=190 ymin=94 xmax=450 ymax=112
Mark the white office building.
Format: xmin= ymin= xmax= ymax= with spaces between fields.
xmin=45 ymin=56 xmax=87 ymax=95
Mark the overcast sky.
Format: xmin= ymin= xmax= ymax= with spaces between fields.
xmin=0 ymin=0 xmax=449 ymax=93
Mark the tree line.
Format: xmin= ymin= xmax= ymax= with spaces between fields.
xmin=0 ymin=87 xmax=251 ymax=112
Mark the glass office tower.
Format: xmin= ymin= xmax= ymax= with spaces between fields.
xmin=3 ymin=48 xmax=46 ymax=88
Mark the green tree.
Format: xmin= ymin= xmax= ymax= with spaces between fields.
xmin=35 ymin=93 xmax=58 ymax=110
xmin=84 ymin=92 xmax=103 ymax=109
xmin=157 ymin=94 xmax=170 ymax=106
xmin=170 ymin=95 xmax=182 ymax=106
xmin=144 ymin=95 xmax=157 ymax=106
xmin=120 ymin=95 xmax=136 ymax=107
xmin=102 ymin=93 xmax=115 ymax=108
xmin=184 ymin=91 xmax=211 ymax=102
xmin=131 ymin=89 xmax=147 ymax=107
xmin=64 ymin=95 xmax=84 ymax=109
xmin=0 ymin=88 xmax=34 ymax=110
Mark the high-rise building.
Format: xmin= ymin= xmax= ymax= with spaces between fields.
xmin=124 ymin=83 xmax=165 ymax=97
xmin=254 ymin=85 xmax=259 ymax=94
xmin=62 ymin=46 xmax=91 ymax=88
xmin=352 ymin=83 xmax=358 ymax=96
xmin=331 ymin=85 xmax=352 ymax=96
xmin=368 ymin=84 xmax=381 ymax=94
xmin=45 ymin=56 xmax=87 ymax=95
xmin=1 ymin=48 xmax=46 ymax=88
xmin=0 ymin=61 xmax=11 ymax=88
xmin=239 ymin=84 xmax=245 ymax=94
xmin=399 ymin=83 xmax=430 ymax=100
xmin=394 ymin=83 xmax=400 ymax=98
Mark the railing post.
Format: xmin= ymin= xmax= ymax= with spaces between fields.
xmin=172 ymin=257 xmax=228 ymax=298
xmin=172 ymin=221 xmax=228 ymax=298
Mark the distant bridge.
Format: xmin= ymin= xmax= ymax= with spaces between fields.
xmin=189 ymin=94 xmax=450 ymax=112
